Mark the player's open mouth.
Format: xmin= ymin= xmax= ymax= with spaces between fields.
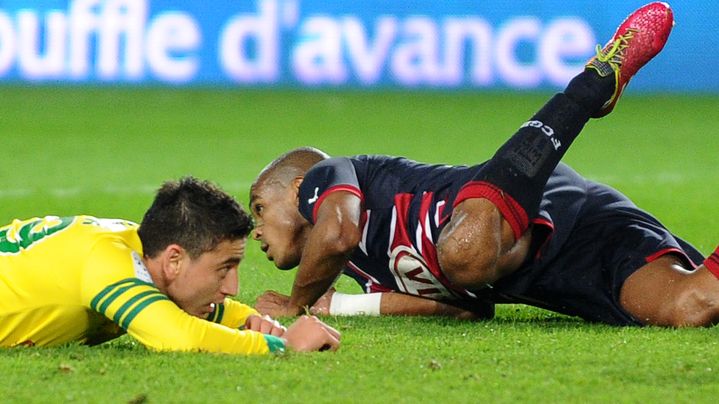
xmin=261 ymin=244 xmax=273 ymax=260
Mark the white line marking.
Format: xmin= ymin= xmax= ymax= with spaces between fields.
xmin=0 ymin=181 xmax=254 ymax=199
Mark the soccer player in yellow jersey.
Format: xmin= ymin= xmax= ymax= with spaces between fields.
xmin=0 ymin=177 xmax=340 ymax=354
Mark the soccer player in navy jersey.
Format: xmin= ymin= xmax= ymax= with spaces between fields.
xmin=250 ymin=2 xmax=719 ymax=326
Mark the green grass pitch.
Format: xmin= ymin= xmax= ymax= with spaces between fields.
xmin=0 ymin=87 xmax=718 ymax=402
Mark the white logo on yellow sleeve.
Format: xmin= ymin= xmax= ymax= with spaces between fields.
xmin=131 ymin=251 xmax=153 ymax=283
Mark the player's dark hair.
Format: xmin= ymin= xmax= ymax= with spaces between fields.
xmin=138 ymin=177 xmax=253 ymax=258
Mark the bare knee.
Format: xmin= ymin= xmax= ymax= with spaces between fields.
xmin=437 ymin=199 xmax=505 ymax=289
xmin=437 ymin=199 xmax=531 ymax=289
xmin=437 ymin=236 xmax=499 ymax=289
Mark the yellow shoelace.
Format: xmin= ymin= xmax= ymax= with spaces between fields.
xmin=595 ymin=29 xmax=637 ymax=65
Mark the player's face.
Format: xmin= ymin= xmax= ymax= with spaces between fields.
xmin=167 ymin=238 xmax=245 ymax=318
xmin=250 ymin=182 xmax=307 ymax=270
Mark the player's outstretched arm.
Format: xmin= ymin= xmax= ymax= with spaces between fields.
xmin=282 ymin=191 xmax=362 ymax=316
xmin=283 ymin=315 xmax=341 ymax=352
xmin=310 ymin=288 xmax=493 ymax=320
xmin=121 ymin=297 xmax=340 ymax=354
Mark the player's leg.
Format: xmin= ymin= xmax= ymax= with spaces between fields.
xmin=620 ymin=248 xmax=719 ymax=327
xmin=438 ymin=2 xmax=675 ymax=290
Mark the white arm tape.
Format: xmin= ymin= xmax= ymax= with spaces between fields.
xmin=329 ymin=292 xmax=382 ymax=316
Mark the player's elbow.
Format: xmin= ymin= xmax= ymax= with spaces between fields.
xmin=319 ymin=222 xmax=361 ymax=257
xmin=666 ymin=288 xmax=719 ymax=327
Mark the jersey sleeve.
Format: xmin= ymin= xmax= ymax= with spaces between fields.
xmin=299 ymin=157 xmax=363 ymax=223
xmin=206 ymin=298 xmax=259 ymax=329
xmin=81 ymin=238 xmax=284 ymax=354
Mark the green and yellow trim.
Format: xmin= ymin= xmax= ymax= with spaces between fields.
xmin=90 ymin=278 xmax=169 ymax=330
xmin=263 ymin=335 xmax=286 ymax=354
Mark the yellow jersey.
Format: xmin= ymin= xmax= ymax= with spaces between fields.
xmin=0 ymin=215 xmax=284 ymax=354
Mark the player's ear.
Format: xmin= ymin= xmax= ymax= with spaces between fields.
xmin=162 ymin=244 xmax=185 ymax=281
xmin=292 ymin=176 xmax=304 ymax=204
xmin=292 ymin=176 xmax=304 ymax=190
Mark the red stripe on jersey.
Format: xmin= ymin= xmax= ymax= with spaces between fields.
xmin=346 ymin=261 xmax=393 ymax=293
xmin=388 ymin=192 xmax=472 ymax=299
xmin=454 ymin=181 xmax=529 ymax=240
xmin=312 ymin=185 xmax=364 ymax=222
xmin=530 ymin=217 xmax=555 ymax=259
xmin=418 ymin=192 xmax=443 ymax=280
xmin=644 ymin=247 xmax=699 ymax=271
xmin=531 ymin=217 xmax=553 ymax=228
xmin=703 ymin=247 xmax=719 ymax=279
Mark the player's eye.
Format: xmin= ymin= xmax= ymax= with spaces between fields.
xmin=253 ymin=204 xmax=263 ymax=216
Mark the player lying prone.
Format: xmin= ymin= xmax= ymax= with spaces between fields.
xmin=0 ymin=177 xmax=339 ymax=354
xmin=251 ymin=3 xmax=719 ymax=328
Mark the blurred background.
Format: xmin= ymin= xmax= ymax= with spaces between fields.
xmin=0 ymin=0 xmax=715 ymax=91
xmin=1 ymin=6 xmax=718 ymax=402
xmin=0 ymin=0 xmax=717 ymax=297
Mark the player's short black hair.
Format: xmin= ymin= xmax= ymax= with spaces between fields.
xmin=253 ymin=146 xmax=329 ymax=190
xmin=138 ymin=177 xmax=253 ymax=258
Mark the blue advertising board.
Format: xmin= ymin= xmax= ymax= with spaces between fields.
xmin=0 ymin=0 xmax=715 ymax=92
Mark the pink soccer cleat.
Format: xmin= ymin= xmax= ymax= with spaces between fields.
xmin=587 ymin=2 xmax=675 ymax=118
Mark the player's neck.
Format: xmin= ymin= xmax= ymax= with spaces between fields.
xmin=142 ymin=256 xmax=169 ymax=295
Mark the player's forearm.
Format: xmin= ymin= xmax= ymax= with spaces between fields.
xmin=326 ymin=292 xmax=491 ymax=320
xmin=289 ymin=203 xmax=360 ymax=312
xmin=380 ymin=293 xmax=484 ymax=319
xmin=289 ymin=253 xmax=347 ymax=312
xmin=129 ymin=303 xmax=283 ymax=354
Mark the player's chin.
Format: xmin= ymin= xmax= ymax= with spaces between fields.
xmin=273 ymin=256 xmax=299 ymax=271
xmin=191 ymin=303 xmax=215 ymax=318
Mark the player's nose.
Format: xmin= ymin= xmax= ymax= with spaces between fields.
xmin=220 ymin=267 xmax=239 ymax=296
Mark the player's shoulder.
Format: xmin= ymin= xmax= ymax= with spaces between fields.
xmin=80 ymin=216 xmax=141 ymax=252
xmin=0 ymin=215 xmax=139 ymax=254
xmin=303 ymin=157 xmax=360 ymax=185
xmin=76 ymin=216 xmax=144 ymax=274
xmin=349 ymin=154 xmax=407 ymax=165
xmin=0 ymin=215 xmax=77 ymax=244
xmin=307 ymin=156 xmax=355 ymax=171
xmin=306 ymin=154 xmax=418 ymax=172
xmin=350 ymin=154 xmax=434 ymax=170
xmin=80 ymin=217 xmax=151 ymax=301
xmin=76 ymin=216 xmax=139 ymax=231
xmin=68 ymin=216 xmax=140 ymax=249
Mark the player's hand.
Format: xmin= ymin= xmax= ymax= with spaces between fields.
xmin=255 ymin=290 xmax=303 ymax=317
xmin=244 ymin=314 xmax=286 ymax=337
xmin=310 ymin=287 xmax=336 ymax=316
xmin=284 ymin=315 xmax=341 ymax=352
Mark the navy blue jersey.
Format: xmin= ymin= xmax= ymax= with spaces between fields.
xmin=298 ymin=155 xmax=704 ymax=324
xmin=298 ymin=156 xmax=579 ymax=297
